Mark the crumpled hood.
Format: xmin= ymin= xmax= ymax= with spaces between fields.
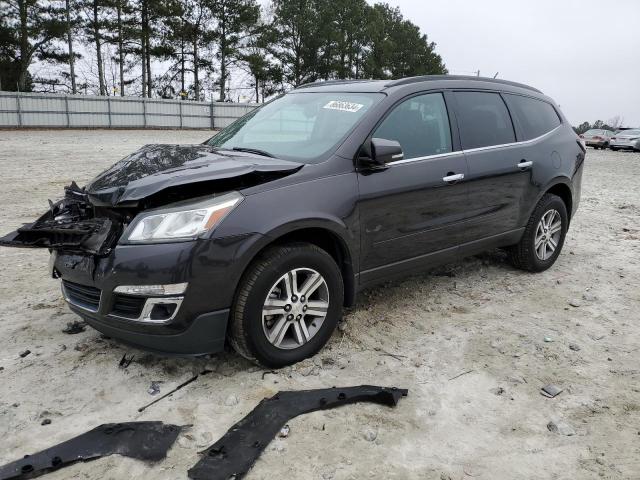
xmin=85 ymin=144 xmax=302 ymax=205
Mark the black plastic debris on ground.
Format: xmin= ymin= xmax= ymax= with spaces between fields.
xmin=118 ymin=354 xmax=134 ymax=369
xmin=188 ymin=385 xmax=408 ymax=480
xmin=62 ymin=321 xmax=87 ymax=335
xmin=0 ymin=422 xmax=183 ymax=480
xmin=19 ymin=350 xmax=31 ymax=358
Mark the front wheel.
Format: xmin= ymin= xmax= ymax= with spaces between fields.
xmin=509 ymin=193 xmax=568 ymax=272
xmin=228 ymin=243 xmax=344 ymax=367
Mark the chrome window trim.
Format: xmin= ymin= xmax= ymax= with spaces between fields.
xmin=385 ymin=124 xmax=562 ymax=167
xmin=387 ymin=150 xmax=461 ymax=166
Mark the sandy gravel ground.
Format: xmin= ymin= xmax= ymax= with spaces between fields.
xmin=0 ymin=130 xmax=638 ymax=480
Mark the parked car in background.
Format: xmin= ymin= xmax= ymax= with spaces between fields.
xmin=0 ymin=75 xmax=585 ymax=367
xmin=610 ymin=129 xmax=640 ymax=151
xmin=580 ymin=129 xmax=615 ymax=149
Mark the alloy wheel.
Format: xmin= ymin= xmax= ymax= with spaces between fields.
xmin=261 ymin=268 xmax=330 ymax=350
xmin=534 ymin=209 xmax=562 ymax=261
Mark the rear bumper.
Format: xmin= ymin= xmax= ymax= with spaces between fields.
xmin=75 ymin=305 xmax=229 ymax=355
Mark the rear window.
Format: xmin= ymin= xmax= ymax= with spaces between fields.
xmin=454 ymin=91 xmax=515 ymax=149
xmin=504 ymin=94 xmax=561 ymax=140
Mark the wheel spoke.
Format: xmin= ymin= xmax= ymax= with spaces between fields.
xmin=298 ymin=319 xmax=311 ymax=342
xmin=283 ymin=271 xmax=297 ymax=298
xmin=298 ymin=272 xmax=323 ymax=298
xmin=548 ymin=236 xmax=558 ymax=251
xmin=268 ymin=318 xmax=290 ymax=347
xmin=305 ymin=300 xmax=329 ymax=317
xmin=535 ymin=234 xmax=545 ymax=249
xmin=262 ymin=298 xmax=287 ymax=315
xmin=537 ymin=242 xmax=547 ymax=260
xmin=549 ymin=221 xmax=562 ymax=234
xmin=292 ymin=321 xmax=305 ymax=345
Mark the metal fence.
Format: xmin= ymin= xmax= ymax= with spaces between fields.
xmin=0 ymin=91 xmax=258 ymax=129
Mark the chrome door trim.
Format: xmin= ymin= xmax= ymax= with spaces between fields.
xmin=383 ymin=125 xmax=562 ymax=168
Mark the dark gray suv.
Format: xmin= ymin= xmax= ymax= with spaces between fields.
xmin=1 ymin=75 xmax=585 ymax=367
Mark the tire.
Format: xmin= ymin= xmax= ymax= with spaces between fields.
xmin=228 ymin=242 xmax=344 ymax=367
xmin=611 ymin=147 xmax=618 ymax=151
xmin=508 ymin=193 xmax=568 ymax=272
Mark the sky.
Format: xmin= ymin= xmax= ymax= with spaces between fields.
xmin=371 ymin=0 xmax=640 ymax=126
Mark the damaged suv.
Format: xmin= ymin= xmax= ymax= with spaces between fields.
xmin=1 ymin=76 xmax=585 ymax=367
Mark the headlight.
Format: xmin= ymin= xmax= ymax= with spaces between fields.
xmin=122 ymin=192 xmax=242 ymax=243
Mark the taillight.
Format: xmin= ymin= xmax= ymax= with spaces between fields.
xmin=579 ymin=134 xmax=584 ymax=138
xmin=593 ymin=136 xmax=603 ymax=140
xmin=612 ymin=137 xmax=617 ymax=140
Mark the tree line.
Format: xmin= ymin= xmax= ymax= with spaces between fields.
xmin=0 ymin=0 xmax=447 ymax=102
xmin=574 ymin=116 xmax=625 ymax=134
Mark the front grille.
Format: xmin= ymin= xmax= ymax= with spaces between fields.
xmin=111 ymin=294 xmax=146 ymax=319
xmin=62 ymin=280 xmax=101 ymax=312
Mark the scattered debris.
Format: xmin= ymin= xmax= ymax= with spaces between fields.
xmin=544 ymin=336 xmax=553 ymax=343
xmin=137 ymin=370 xmax=213 ymax=413
xmin=277 ymin=425 xmax=290 ymax=438
xmin=147 ymin=381 xmax=162 ymax=396
xmin=362 ymin=428 xmax=378 ymax=442
xmin=490 ymin=387 xmax=506 ymax=396
xmin=541 ymin=384 xmax=563 ymax=398
xmin=568 ymin=299 xmax=581 ymax=308
xmin=547 ymin=420 xmax=575 ymax=436
xmin=188 ymin=385 xmax=408 ymax=480
xmin=41 ymin=419 xmax=52 ymax=426
xmin=62 ymin=321 xmax=87 ymax=335
xmin=19 ymin=350 xmax=31 ymax=358
xmin=0 ymin=422 xmax=183 ymax=480
xmin=569 ymin=343 xmax=581 ymax=351
xmin=261 ymin=370 xmax=277 ymax=380
xmin=118 ymin=354 xmax=134 ymax=369
xmin=449 ymin=370 xmax=474 ymax=381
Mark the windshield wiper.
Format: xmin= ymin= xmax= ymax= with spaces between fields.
xmin=231 ymin=147 xmax=275 ymax=158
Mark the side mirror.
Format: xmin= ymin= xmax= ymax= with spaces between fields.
xmin=359 ymin=138 xmax=404 ymax=168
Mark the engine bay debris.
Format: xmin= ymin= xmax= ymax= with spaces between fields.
xmin=187 ymin=385 xmax=408 ymax=480
xmin=0 ymin=421 xmax=183 ymax=480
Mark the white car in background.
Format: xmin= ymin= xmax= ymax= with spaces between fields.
xmin=610 ymin=129 xmax=640 ymax=152
xmin=580 ymin=129 xmax=615 ymax=149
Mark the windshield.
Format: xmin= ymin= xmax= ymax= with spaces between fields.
xmin=585 ymin=129 xmax=606 ymax=135
xmin=621 ymin=129 xmax=640 ymax=136
xmin=206 ymin=92 xmax=383 ymax=163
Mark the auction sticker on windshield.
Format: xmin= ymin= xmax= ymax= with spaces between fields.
xmin=323 ymin=101 xmax=364 ymax=113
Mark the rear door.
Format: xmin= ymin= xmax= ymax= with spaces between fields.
xmin=357 ymin=91 xmax=468 ymax=283
xmin=502 ymin=92 xmax=563 ymax=218
xmin=452 ymin=90 xmax=531 ymax=243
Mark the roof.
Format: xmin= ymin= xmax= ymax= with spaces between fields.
xmin=295 ymin=75 xmax=543 ymax=94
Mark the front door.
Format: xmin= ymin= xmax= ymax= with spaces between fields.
xmin=357 ymin=92 xmax=468 ymax=284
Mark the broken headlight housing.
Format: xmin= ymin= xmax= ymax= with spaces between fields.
xmin=121 ymin=192 xmax=243 ymax=243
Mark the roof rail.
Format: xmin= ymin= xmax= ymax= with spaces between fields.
xmin=384 ymin=75 xmax=543 ymax=94
xmin=295 ymin=79 xmax=379 ymax=89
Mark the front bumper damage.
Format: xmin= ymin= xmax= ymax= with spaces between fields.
xmin=0 ymin=182 xmax=121 ymax=255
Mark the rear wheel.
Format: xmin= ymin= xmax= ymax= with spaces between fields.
xmin=611 ymin=147 xmax=619 ymax=151
xmin=509 ymin=194 xmax=568 ymax=272
xmin=228 ymin=243 xmax=344 ymax=367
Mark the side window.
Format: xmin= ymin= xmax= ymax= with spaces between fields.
xmin=454 ymin=91 xmax=515 ymax=149
xmin=504 ymin=94 xmax=561 ymax=140
xmin=373 ymin=93 xmax=452 ymax=160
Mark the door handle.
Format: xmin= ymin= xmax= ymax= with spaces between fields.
xmin=442 ymin=173 xmax=464 ymax=184
xmin=518 ymin=160 xmax=533 ymax=170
